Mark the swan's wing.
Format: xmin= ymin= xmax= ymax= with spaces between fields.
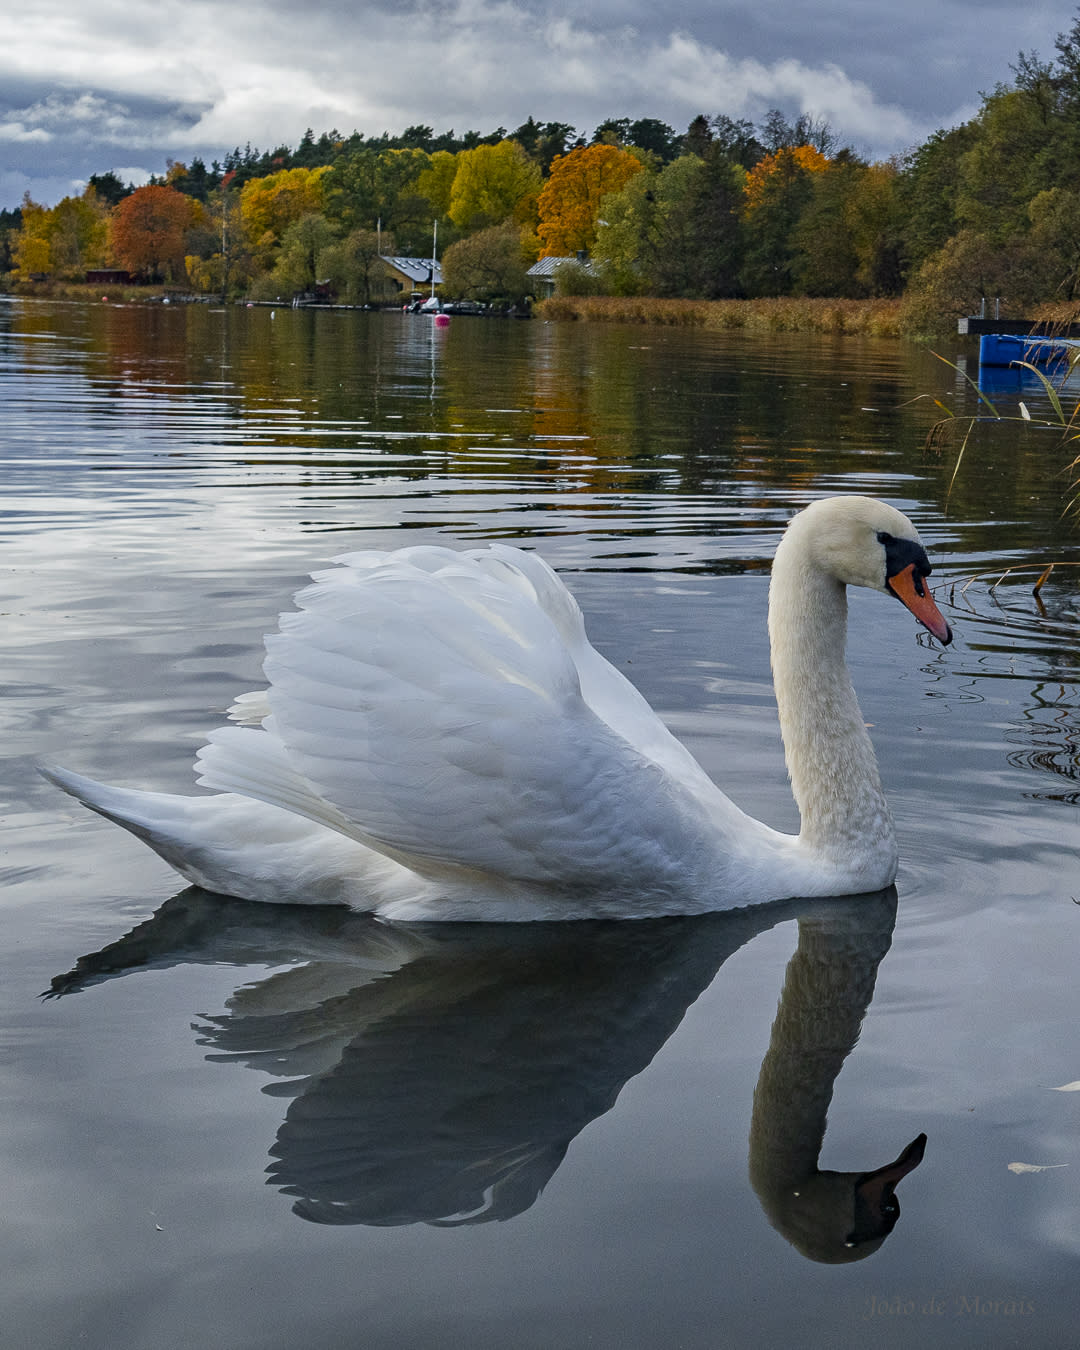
xmin=202 ymin=548 xmax=726 ymax=893
xmin=473 ymin=547 xmax=727 ymax=803
xmin=322 ymin=545 xmax=726 ymax=804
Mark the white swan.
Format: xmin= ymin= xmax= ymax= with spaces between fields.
xmin=44 ymin=495 xmax=951 ymax=920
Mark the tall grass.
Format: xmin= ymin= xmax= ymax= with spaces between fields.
xmin=535 ymin=295 xmax=904 ymax=336
xmin=922 ymin=348 xmax=1080 ymax=519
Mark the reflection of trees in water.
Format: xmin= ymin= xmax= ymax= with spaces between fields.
xmin=8 ymin=302 xmax=944 ymax=506
xmin=49 ymin=887 xmax=924 ymax=1261
xmin=15 ymin=294 xmax=1080 ymax=544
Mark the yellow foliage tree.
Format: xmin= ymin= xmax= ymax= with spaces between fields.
xmin=410 ymin=151 xmax=458 ymax=221
xmin=11 ymin=197 xmax=52 ymax=277
xmin=10 ymin=190 xmax=111 ymax=280
xmin=448 ymin=140 xmax=541 ymax=231
xmin=744 ymin=145 xmax=829 ymax=214
xmin=239 ymin=166 xmax=330 ymax=266
xmin=49 ymin=192 xmax=111 ymax=277
xmin=536 ymin=144 xmax=644 ymax=256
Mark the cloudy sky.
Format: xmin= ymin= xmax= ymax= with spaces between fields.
xmin=3 ymin=0 xmax=1077 ymax=210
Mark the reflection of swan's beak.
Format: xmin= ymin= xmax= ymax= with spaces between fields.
xmin=887 ymin=564 xmax=952 ymax=644
xmin=848 ymin=1132 xmax=928 ymax=1248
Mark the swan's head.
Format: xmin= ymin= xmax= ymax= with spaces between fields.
xmin=783 ymin=496 xmax=952 ymax=644
xmin=757 ymin=1132 xmax=928 ymax=1264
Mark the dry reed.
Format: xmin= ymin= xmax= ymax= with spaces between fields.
xmin=534 ymin=295 xmax=904 ymax=337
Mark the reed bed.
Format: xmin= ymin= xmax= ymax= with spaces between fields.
xmin=535 ymin=295 xmax=904 ymax=336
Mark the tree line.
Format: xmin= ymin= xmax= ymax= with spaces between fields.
xmin=7 ymin=10 xmax=1080 ymax=328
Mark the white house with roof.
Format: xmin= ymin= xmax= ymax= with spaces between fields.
xmin=525 ymin=254 xmax=598 ymax=298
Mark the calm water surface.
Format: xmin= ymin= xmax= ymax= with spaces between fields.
xmin=3 ymin=297 xmax=1080 ymax=1348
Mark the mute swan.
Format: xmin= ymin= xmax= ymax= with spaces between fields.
xmin=44 ymin=495 xmax=951 ymax=920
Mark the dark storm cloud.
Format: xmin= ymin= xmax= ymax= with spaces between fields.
xmin=2 ymin=0 xmax=1077 ymax=208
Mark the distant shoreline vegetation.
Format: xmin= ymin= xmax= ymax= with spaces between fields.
xmin=535 ymin=296 xmax=905 ymax=335
xmin=7 ymin=14 xmax=1080 ymax=338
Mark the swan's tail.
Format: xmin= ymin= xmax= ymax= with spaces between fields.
xmin=41 ymin=764 xmax=203 ymax=846
xmin=39 ymin=763 xmax=380 ymax=906
xmin=41 ymin=762 xmax=261 ymax=890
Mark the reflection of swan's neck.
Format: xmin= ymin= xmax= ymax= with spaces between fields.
xmin=748 ymin=896 xmax=912 ymax=1263
xmin=769 ymin=542 xmax=893 ymax=866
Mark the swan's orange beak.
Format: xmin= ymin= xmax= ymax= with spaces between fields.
xmin=887 ymin=564 xmax=952 ymax=644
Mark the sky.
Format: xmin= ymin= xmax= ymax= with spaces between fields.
xmin=2 ymin=0 xmax=1078 ymax=211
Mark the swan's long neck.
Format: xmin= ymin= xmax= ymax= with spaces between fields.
xmin=768 ymin=532 xmax=895 ymax=872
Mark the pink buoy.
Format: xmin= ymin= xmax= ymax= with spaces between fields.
xmin=433 ymin=313 xmax=450 ymax=327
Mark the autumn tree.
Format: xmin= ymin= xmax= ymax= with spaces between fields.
xmin=10 ymin=190 xmax=109 ymax=280
xmin=536 ymin=143 xmax=644 ymax=256
xmin=47 ymin=191 xmax=110 ymax=278
xmin=186 ymin=169 xmax=249 ymax=298
xmin=409 ymin=150 xmax=458 ymax=222
xmin=448 ymin=140 xmax=541 ymax=232
xmin=110 ymin=184 xmax=195 ymax=281
xmin=239 ymin=166 xmax=329 ymax=269
xmin=10 ymin=197 xmax=52 ymax=277
xmin=441 ymin=221 xmax=531 ymax=302
xmin=744 ymin=145 xmax=828 ymax=214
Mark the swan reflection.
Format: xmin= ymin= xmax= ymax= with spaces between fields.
xmin=48 ymin=887 xmax=924 ymax=1257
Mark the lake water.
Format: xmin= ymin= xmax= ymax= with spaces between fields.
xmin=4 ymin=296 xmax=1080 ymax=1348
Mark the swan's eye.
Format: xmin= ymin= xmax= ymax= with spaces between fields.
xmin=878 ymin=531 xmax=932 ymax=586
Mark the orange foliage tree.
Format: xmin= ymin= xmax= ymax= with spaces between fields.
xmin=744 ymin=145 xmax=829 ymax=213
xmin=536 ymin=144 xmax=644 ymax=256
xmin=110 ymin=185 xmax=195 ymax=281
